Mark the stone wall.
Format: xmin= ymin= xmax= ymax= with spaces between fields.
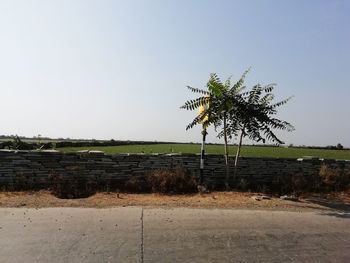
xmin=0 ymin=150 xmax=349 ymax=190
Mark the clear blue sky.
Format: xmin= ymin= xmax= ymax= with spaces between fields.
xmin=0 ymin=0 xmax=349 ymax=146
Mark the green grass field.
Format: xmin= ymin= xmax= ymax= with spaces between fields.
xmin=58 ymin=144 xmax=350 ymax=160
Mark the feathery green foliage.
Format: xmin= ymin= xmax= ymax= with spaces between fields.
xmin=181 ymin=70 xmax=251 ymax=189
xmin=181 ymin=69 xmax=294 ymax=188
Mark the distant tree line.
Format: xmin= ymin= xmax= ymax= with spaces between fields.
xmin=0 ymin=136 xmax=176 ymax=150
xmin=0 ymin=135 xmax=346 ymax=151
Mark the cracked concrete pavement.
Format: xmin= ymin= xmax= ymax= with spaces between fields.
xmin=0 ymin=207 xmax=349 ymax=262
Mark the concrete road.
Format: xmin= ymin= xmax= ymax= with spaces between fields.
xmin=0 ymin=208 xmax=349 ymax=263
xmin=0 ymin=208 xmax=141 ymax=263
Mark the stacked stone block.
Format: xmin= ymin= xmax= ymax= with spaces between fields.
xmin=0 ymin=150 xmax=349 ymax=190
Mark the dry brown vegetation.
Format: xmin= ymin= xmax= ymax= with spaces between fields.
xmin=1 ymin=190 xmax=349 ymax=212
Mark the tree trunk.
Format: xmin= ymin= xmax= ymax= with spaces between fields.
xmin=199 ymin=127 xmax=207 ymax=187
xmin=223 ymin=115 xmax=230 ymax=190
xmin=233 ymin=127 xmax=245 ymax=183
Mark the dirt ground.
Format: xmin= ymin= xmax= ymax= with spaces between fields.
xmin=0 ymin=190 xmax=349 ymax=212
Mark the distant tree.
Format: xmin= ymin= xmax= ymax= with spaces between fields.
xmin=336 ymin=143 xmax=344 ymax=150
xmin=11 ymin=135 xmax=22 ymax=150
xmin=36 ymin=134 xmax=44 ymax=150
xmin=10 ymin=135 xmax=32 ymax=150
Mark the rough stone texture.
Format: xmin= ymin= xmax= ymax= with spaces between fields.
xmin=0 ymin=150 xmax=349 ymax=190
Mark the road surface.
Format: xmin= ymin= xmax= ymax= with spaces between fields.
xmin=0 ymin=207 xmax=349 ymax=262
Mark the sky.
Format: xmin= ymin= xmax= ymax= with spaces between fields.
xmin=0 ymin=0 xmax=349 ymax=147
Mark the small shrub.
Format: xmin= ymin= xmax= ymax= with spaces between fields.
xmin=125 ymin=176 xmax=150 ymax=193
xmin=291 ymin=172 xmax=309 ymax=194
xmin=13 ymin=173 xmax=27 ymax=190
xmin=273 ymin=173 xmax=310 ymax=195
xmin=49 ymin=172 xmax=97 ymax=199
xmin=261 ymin=184 xmax=271 ymax=194
xmin=319 ymin=165 xmax=337 ymax=187
xmin=146 ymin=168 xmax=197 ymax=194
xmin=96 ymin=178 xmax=125 ymax=193
xmin=236 ymin=178 xmax=251 ymax=191
xmin=319 ymin=164 xmax=350 ymax=191
xmin=275 ymin=174 xmax=293 ymax=195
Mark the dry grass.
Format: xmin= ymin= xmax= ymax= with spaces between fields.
xmin=1 ymin=191 xmax=349 ymax=212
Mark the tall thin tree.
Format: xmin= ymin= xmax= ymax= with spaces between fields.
xmin=181 ymin=70 xmax=249 ymax=189
xmin=226 ymin=84 xmax=295 ymax=181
